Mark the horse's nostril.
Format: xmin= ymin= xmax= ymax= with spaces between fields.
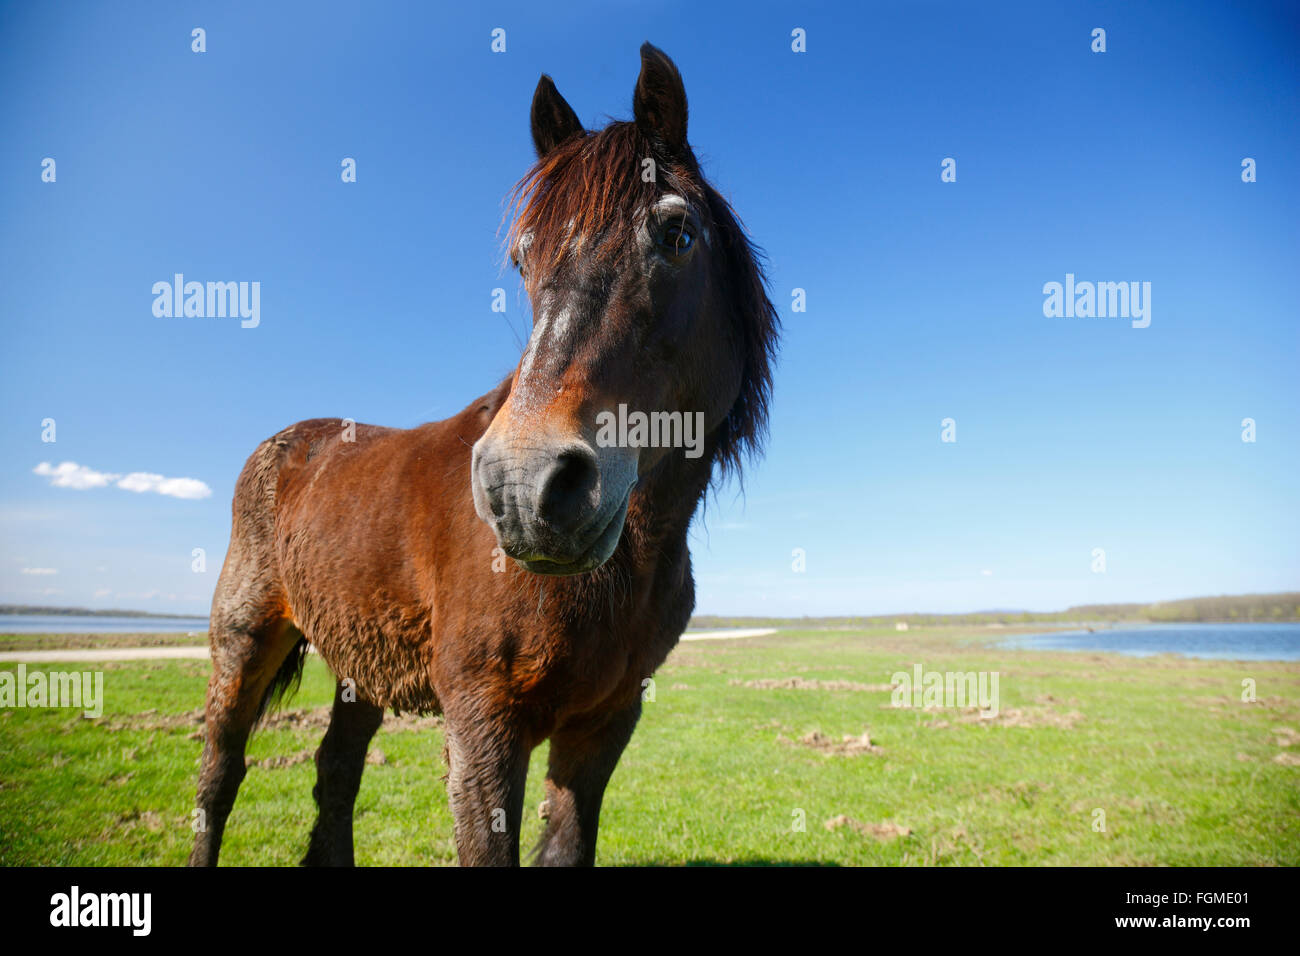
xmin=536 ymin=447 xmax=600 ymax=532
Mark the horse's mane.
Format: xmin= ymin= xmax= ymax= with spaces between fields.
xmin=504 ymin=120 xmax=779 ymax=480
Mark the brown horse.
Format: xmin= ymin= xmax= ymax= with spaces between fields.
xmin=188 ymin=43 xmax=778 ymax=867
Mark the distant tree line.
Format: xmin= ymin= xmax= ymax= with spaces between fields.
xmin=689 ymin=592 xmax=1300 ymax=630
xmin=0 ymin=604 xmax=200 ymax=619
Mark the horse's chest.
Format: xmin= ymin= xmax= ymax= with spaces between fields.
xmin=531 ymin=623 xmax=673 ymax=715
xmin=430 ymin=620 xmax=668 ymax=726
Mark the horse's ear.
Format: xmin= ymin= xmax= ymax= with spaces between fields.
xmin=531 ymin=75 xmax=583 ymax=158
xmin=633 ymin=42 xmax=688 ymax=153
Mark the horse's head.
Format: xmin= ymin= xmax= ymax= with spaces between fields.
xmin=472 ymin=43 xmax=776 ymax=575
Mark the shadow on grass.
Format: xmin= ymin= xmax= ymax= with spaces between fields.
xmin=619 ymin=859 xmax=842 ymax=867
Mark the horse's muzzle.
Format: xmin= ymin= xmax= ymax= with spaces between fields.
xmin=471 ymin=436 xmax=636 ymax=574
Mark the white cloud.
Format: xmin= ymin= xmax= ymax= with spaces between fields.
xmin=33 ymin=461 xmax=119 ymax=489
xmin=93 ymin=588 xmax=112 ymax=597
xmin=117 ymin=472 xmax=212 ymax=500
xmin=21 ymin=567 xmax=58 ymax=575
xmin=34 ymin=461 xmax=211 ymax=500
xmin=981 ymin=569 xmax=994 ymax=576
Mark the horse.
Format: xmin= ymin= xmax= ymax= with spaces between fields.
xmin=188 ymin=42 xmax=778 ymax=867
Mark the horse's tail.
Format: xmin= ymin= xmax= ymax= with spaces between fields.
xmin=254 ymin=634 xmax=310 ymax=726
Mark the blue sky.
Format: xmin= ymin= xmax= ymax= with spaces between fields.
xmin=1 ymin=0 xmax=1296 ymax=617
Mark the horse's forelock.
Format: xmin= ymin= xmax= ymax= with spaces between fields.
xmin=505 ymin=122 xmax=701 ymax=275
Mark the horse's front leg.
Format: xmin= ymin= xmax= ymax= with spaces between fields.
xmin=533 ymin=700 xmax=641 ymax=867
xmin=442 ymin=705 xmax=531 ymax=866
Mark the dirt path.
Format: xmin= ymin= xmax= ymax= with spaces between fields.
xmin=678 ymin=628 xmax=776 ymax=641
xmin=0 ymin=628 xmax=776 ymax=662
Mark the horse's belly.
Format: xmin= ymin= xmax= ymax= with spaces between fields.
xmin=283 ymin=583 xmax=440 ymax=714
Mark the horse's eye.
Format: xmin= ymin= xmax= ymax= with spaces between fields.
xmin=658 ymin=224 xmax=694 ymax=256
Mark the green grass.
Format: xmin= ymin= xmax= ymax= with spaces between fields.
xmin=1 ymin=627 xmax=1297 ymax=865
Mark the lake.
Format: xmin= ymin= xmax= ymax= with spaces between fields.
xmin=0 ymin=614 xmax=209 ymax=635
xmin=5 ymin=615 xmax=1299 ymax=661
xmin=1000 ymin=622 xmax=1300 ymax=661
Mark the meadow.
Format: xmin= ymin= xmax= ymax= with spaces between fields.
xmin=1 ymin=626 xmax=1297 ymax=866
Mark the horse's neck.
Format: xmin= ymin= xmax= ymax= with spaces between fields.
xmin=624 ymin=433 xmax=722 ymax=558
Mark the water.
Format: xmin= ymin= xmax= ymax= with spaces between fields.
xmin=0 ymin=614 xmax=209 ymax=635
xmin=1000 ymin=623 xmax=1300 ymax=661
xmin=5 ymin=615 xmax=1298 ymax=660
